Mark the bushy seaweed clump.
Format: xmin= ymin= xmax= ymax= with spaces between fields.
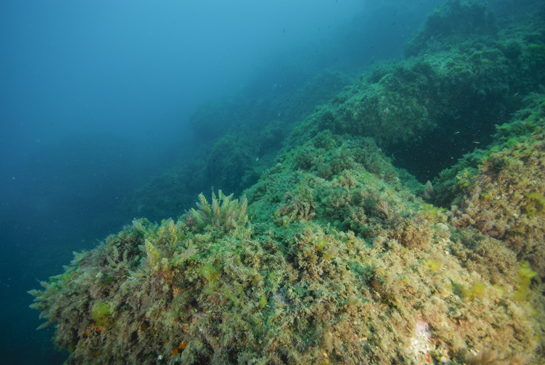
xmin=186 ymin=190 xmax=248 ymax=232
xmin=30 ymin=131 xmax=544 ymax=364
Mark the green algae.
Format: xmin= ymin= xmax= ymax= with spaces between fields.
xmin=516 ymin=260 xmax=539 ymax=302
xmin=523 ymin=192 xmax=545 ymax=218
xmin=91 ymin=302 xmax=111 ymax=326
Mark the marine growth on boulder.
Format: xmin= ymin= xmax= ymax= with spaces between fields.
xmin=29 ymin=132 xmax=545 ymax=364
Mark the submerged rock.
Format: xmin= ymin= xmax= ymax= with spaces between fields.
xmin=30 ymin=131 xmax=544 ymax=364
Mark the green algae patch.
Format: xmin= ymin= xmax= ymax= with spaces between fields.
xmin=419 ymin=203 xmax=448 ymax=223
xmin=199 ymin=264 xmax=221 ymax=284
xmin=462 ymin=281 xmax=486 ymax=301
xmin=259 ymin=294 xmax=267 ymax=309
xmin=424 ymin=259 xmax=442 ymax=272
xmin=91 ymin=302 xmax=112 ymax=326
xmin=516 ymin=260 xmax=539 ymax=302
xmin=523 ymin=192 xmax=545 ymax=218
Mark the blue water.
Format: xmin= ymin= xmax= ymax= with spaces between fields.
xmin=2 ymin=0 xmax=530 ymax=363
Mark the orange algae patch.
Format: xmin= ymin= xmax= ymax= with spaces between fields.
xmin=172 ymin=341 xmax=187 ymax=355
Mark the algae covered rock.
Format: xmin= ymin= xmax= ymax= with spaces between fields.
xmin=30 ymin=131 xmax=544 ymax=364
xmin=287 ymin=30 xmax=540 ymax=157
xmin=434 ymin=93 xmax=545 ymax=278
xmin=404 ymin=0 xmax=498 ymax=58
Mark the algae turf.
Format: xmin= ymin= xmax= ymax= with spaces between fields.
xmin=434 ymin=93 xmax=545 ymax=278
xmin=30 ymin=131 xmax=545 ymax=364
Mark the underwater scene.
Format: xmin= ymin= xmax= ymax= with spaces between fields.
xmin=1 ymin=0 xmax=545 ymax=364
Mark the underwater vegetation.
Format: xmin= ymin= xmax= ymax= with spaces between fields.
xmin=122 ymin=0 xmax=545 ymax=222
xmin=30 ymin=0 xmax=545 ymax=364
xmin=434 ymin=93 xmax=545 ymax=279
xmin=404 ymin=0 xmax=499 ymax=58
xmin=30 ymin=130 xmax=545 ymax=364
xmin=288 ymin=5 xmax=544 ymax=153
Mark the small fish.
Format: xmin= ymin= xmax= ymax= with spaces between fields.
xmin=454 ymin=131 xmax=460 ymax=135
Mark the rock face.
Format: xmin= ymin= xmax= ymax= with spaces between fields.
xmin=436 ymin=93 xmax=545 ymax=279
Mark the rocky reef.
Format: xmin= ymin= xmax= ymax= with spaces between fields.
xmin=434 ymin=93 xmax=545 ymax=279
xmin=30 ymin=0 xmax=545 ymax=364
xmin=30 ymin=130 xmax=545 ymax=364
